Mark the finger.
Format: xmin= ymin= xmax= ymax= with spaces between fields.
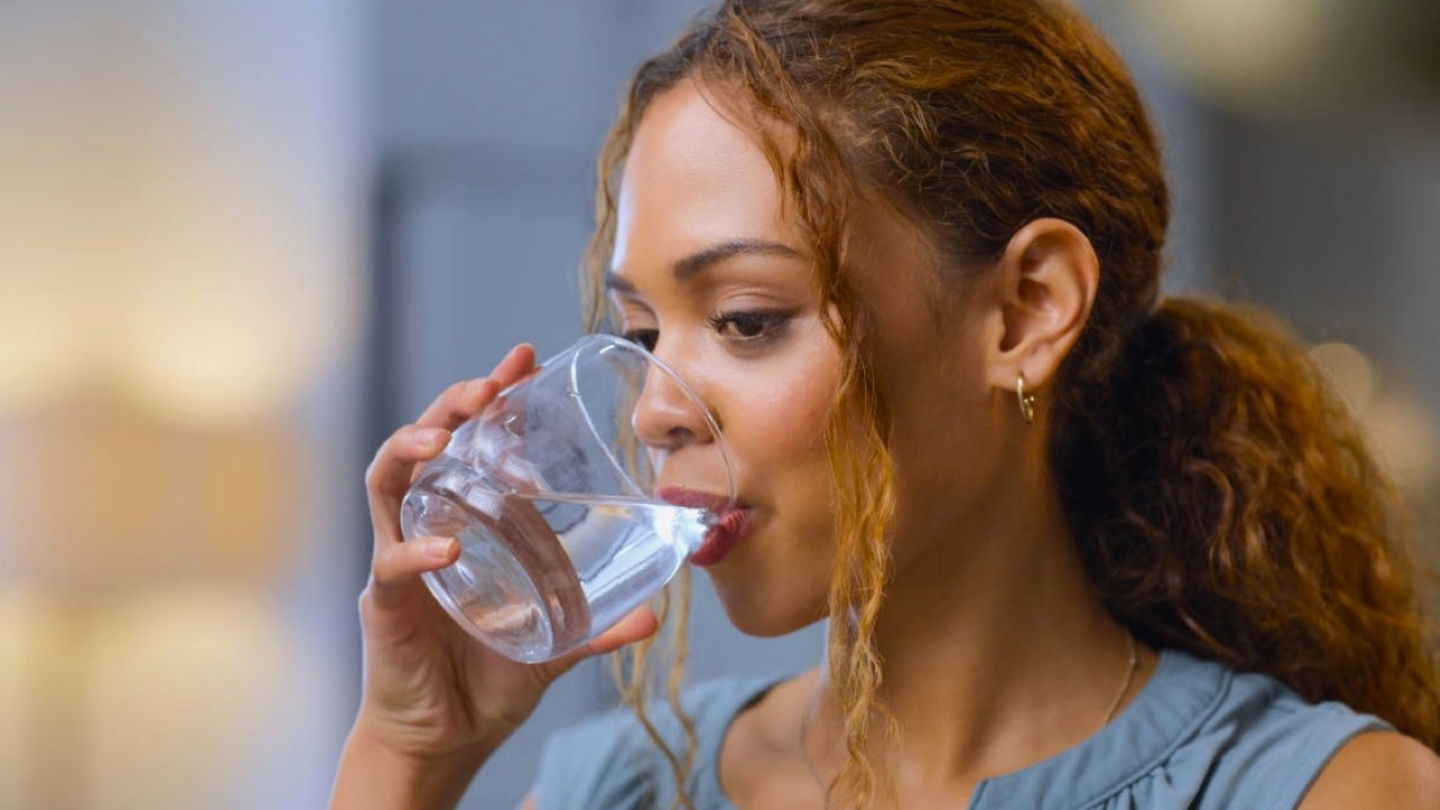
xmin=535 ymin=605 xmax=659 ymax=683
xmin=412 ymin=376 xmax=501 ymax=435
xmin=488 ymin=342 xmax=538 ymax=388
xmin=414 ymin=343 xmax=538 ymax=432
xmin=370 ymin=535 xmax=459 ymax=595
xmin=582 ymin=605 xmax=659 ymax=655
xmin=365 ymin=423 xmax=457 ymax=544
xmin=365 ymin=345 xmax=539 ymax=567
xmin=398 ymin=342 xmax=541 ymax=494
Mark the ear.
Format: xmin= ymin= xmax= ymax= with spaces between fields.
xmin=983 ymin=217 xmax=1099 ymax=396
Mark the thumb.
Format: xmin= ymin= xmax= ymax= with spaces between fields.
xmin=533 ymin=605 xmax=659 ymax=683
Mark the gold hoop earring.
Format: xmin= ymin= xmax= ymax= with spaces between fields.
xmin=1016 ymin=370 xmax=1037 ymax=425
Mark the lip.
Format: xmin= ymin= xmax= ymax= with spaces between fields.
xmin=655 ymin=485 xmax=754 ymax=567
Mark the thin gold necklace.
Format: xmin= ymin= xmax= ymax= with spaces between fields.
xmin=797 ymin=633 xmax=1140 ymax=801
xmin=1101 ymin=632 xmax=1140 ymax=732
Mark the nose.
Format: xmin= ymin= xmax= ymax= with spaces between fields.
xmin=629 ymin=362 xmax=718 ymax=452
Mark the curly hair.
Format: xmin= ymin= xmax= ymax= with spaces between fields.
xmin=581 ymin=1 xmax=1440 ymax=807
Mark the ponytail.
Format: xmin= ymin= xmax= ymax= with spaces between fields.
xmin=1052 ymin=295 xmax=1440 ymax=748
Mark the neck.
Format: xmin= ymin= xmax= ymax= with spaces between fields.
xmin=802 ymin=463 xmax=1153 ymax=798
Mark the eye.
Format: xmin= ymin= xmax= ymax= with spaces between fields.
xmin=705 ymin=309 xmax=793 ymax=345
xmin=621 ymin=328 xmax=658 ymax=351
xmin=620 ymin=309 xmax=794 ymax=353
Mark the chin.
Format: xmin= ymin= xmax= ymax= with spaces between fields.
xmin=703 ymin=569 xmax=827 ymax=638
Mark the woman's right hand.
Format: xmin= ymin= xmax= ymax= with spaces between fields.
xmin=332 ymin=342 xmax=659 ymax=808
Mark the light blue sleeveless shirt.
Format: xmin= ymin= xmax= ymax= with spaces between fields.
xmin=535 ymin=647 xmax=1395 ymax=809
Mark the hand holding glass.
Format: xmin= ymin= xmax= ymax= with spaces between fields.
xmin=400 ymin=335 xmax=736 ymax=663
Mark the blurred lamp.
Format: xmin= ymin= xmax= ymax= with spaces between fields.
xmin=1107 ymin=0 xmax=1339 ymax=103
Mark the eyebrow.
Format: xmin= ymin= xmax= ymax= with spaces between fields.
xmin=603 ymin=238 xmax=805 ymax=294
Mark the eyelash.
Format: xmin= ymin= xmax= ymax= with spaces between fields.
xmin=622 ymin=309 xmax=792 ymax=351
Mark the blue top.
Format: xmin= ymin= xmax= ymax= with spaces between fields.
xmin=535 ymin=647 xmax=1395 ymax=809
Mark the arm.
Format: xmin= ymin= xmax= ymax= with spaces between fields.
xmin=1298 ymin=731 xmax=1440 ymax=810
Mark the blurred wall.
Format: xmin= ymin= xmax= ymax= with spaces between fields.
xmin=0 ymin=1 xmax=366 ymax=808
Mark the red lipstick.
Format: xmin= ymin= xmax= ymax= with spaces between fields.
xmin=655 ymin=485 xmax=753 ymax=567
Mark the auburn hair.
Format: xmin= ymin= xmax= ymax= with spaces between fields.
xmin=580 ymin=1 xmax=1440 ymax=807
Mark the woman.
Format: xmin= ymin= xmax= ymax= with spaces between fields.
xmin=331 ymin=1 xmax=1440 ymax=808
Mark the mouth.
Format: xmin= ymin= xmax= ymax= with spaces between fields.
xmin=655 ymin=485 xmax=754 ymax=567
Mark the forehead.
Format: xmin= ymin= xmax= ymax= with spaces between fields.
xmin=612 ymin=79 xmax=793 ymax=274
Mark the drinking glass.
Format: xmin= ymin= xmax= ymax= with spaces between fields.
xmin=399 ymin=334 xmax=737 ymax=663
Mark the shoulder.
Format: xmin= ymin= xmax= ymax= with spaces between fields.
xmin=534 ymin=672 xmax=788 ymax=810
xmin=1297 ymin=730 xmax=1440 ymax=809
xmin=1120 ymin=649 xmax=1403 ymax=809
xmin=1199 ymin=666 xmax=1400 ymax=806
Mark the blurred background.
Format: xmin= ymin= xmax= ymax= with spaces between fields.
xmin=0 ymin=0 xmax=1436 ymax=807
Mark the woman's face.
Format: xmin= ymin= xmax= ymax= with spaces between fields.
xmin=611 ymin=79 xmax=1007 ymax=636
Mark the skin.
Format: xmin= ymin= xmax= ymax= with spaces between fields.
xmin=331 ymin=76 xmax=1440 ymax=809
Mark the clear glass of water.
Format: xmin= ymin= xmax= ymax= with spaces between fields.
xmin=399 ymin=334 xmax=737 ymax=663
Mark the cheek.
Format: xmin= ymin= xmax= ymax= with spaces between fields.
xmin=703 ymin=329 xmax=842 ymax=635
xmin=718 ymin=327 xmax=840 ymax=507
xmin=733 ymin=379 xmax=830 ymax=460
xmin=885 ymin=368 xmax=1004 ymax=569
xmin=869 ymin=306 xmax=1004 ymax=565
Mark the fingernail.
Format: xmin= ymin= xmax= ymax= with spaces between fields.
xmin=425 ymin=537 xmax=457 ymax=560
xmin=416 ymin=427 xmax=446 ymax=446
